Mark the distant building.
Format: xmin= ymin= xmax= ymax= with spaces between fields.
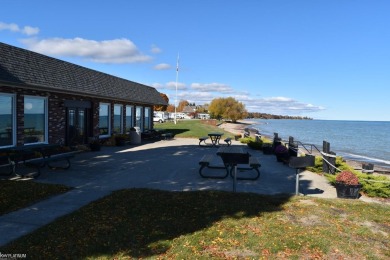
xmin=0 ymin=42 xmax=167 ymax=147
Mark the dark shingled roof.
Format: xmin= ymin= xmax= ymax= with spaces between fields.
xmin=0 ymin=42 xmax=166 ymax=106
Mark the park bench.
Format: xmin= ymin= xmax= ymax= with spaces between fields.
xmin=14 ymin=144 xmax=77 ymax=178
xmin=198 ymin=153 xmax=261 ymax=180
xmin=160 ymin=132 xmax=173 ymax=140
xmin=198 ymin=154 xmax=229 ymax=178
xmin=224 ymin=137 xmax=232 ymax=146
xmin=229 ymin=156 xmax=261 ymax=180
xmin=0 ymin=144 xmax=77 ymax=177
xmin=0 ymin=152 xmax=15 ymax=176
xmin=199 ymin=136 xmax=209 ymax=146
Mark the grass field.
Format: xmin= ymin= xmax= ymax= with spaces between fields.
xmin=154 ymin=119 xmax=236 ymax=139
xmin=0 ymin=180 xmax=71 ymax=215
xmin=1 ymin=189 xmax=389 ymax=259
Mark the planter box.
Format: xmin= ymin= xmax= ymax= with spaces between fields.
xmin=335 ymin=183 xmax=362 ymax=199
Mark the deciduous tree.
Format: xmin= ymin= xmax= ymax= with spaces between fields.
xmin=153 ymin=93 xmax=169 ymax=111
xmin=208 ymin=97 xmax=247 ymax=123
xmin=177 ymin=100 xmax=189 ymax=112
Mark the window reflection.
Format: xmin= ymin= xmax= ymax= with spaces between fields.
xmin=24 ymin=96 xmax=46 ymax=144
xmin=125 ymin=106 xmax=133 ymax=133
xmin=113 ymin=105 xmax=123 ymax=134
xmin=144 ymin=107 xmax=151 ymax=130
xmin=99 ymin=103 xmax=110 ymax=136
xmin=135 ymin=106 xmax=143 ymax=129
xmin=0 ymin=95 xmax=14 ymax=146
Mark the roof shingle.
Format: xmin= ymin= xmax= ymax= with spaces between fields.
xmin=0 ymin=42 xmax=166 ymax=105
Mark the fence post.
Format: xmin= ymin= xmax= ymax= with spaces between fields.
xmin=273 ymin=133 xmax=281 ymax=150
xmin=288 ymin=136 xmax=298 ymax=157
xmin=322 ymin=141 xmax=336 ymax=174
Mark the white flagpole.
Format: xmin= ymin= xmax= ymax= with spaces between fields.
xmin=174 ymin=53 xmax=179 ymax=124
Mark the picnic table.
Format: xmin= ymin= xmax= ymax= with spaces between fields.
xmin=0 ymin=143 xmax=77 ymax=178
xmin=208 ymin=132 xmax=223 ymax=146
xmin=199 ymin=146 xmax=261 ymax=192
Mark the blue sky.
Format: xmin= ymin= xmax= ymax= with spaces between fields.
xmin=1 ymin=0 xmax=389 ymax=121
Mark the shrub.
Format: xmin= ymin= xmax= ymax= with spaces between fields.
xmin=247 ymin=140 xmax=263 ymax=150
xmin=357 ymin=173 xmax=390 ymax=198
xmin=335 ymin=170 xmax=359 ymax=185
xmin=239 ymin=137 xmax=254 ymax=144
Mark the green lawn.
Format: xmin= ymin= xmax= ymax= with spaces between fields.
xmin=0 ymin=180 xmax=71 ymax=215
xmin=1 ymin=189 xmax=389 ymax=259
xmin=154 ymin=119 xmax=236 ymax=139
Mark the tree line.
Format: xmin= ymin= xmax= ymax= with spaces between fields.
xmin=154 ymin=93 xmax=312 ymax=121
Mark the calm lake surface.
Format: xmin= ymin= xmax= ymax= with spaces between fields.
xmin=248 ymin=119 xmax=390 ymax=169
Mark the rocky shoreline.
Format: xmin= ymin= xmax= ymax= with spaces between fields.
xmin=219 ymin=121 xmax=390 ymax=175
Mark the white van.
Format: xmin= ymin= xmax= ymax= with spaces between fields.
xmin=153 ymin=112 xmax=166 ymax=123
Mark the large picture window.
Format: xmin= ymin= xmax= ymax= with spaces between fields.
xmin=144 ymin=107 xmax=151 ymax=130
xmin=125 ymin=105 xmax=133 ymax=133
xmin=99 ymin=103 xmax=110 ymax=136
xmin=113 ymin=104 xmax=123 ymax=134
xmin=135 ymin=106 xmax=143 ymax=130
xmin=0 ymin=93 xmax=15 ymax=147
xmin=24 ymin=96 xmax=47 ymax=144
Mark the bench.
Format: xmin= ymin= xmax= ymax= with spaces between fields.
xmin=199 ymin=136 xmax=209 ymax=146
xmin=228 ymin=156 xmax=261 ymax=180
xmin=198 ymin=154 xmax=229 ymax=178
xmin=22 ymin=145 xmax=77 ymax=178
xmin=160 ymin=132 xmax=173 ymax=140
xmin=224 ymin=137 xmax=232 ymax=146
xmin=0 ymin=153 xmax=15 ymax=176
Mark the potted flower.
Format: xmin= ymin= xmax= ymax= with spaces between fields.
xmin=335 ymin=170 xmax=362 ymax=199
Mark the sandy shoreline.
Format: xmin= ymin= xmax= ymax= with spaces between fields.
xmin=219 ymin=121 xmax=390 ymax=175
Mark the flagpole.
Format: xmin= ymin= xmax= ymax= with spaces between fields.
xmin=174 ymin=53 xmax=179 ymax=124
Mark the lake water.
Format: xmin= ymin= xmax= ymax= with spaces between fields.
xmin=248 ymin=119 xmax=390 ymax=169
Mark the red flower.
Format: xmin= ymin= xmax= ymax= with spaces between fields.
xmin=336 ymin=171 xmax=359 ymax=185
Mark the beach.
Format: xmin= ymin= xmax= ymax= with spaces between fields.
xmin=219 ymin=120 xmax=390 ymax=175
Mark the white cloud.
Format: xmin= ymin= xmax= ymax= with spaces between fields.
xmin=154 ymin=63 xmax=171 ymax=70
xmin=243 ymin=96 xmax=325 ymax=115
xmin=165 ymin=81 xmax=187 ymax=90
xmin=150 ymin=45 xmax=162 ymax=54
xmin=151 ymin=83 xmax=164 ymax=89
xmin=191 ymin=82 xmax=234 ymax=93
xmin=21 ymin=37 xmax=152 ymax=64
xmin=0 ymin=22 xmax=39 ymax=35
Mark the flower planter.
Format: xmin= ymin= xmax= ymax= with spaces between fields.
xmin=335 ymin=183 xmax=362 ymax=199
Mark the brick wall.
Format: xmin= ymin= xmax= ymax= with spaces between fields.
xmin=1 ymin=86 xmax=153 ymax=146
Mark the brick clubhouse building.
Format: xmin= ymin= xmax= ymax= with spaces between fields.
xmin=0 ymin=42 xmax=167 ymax=147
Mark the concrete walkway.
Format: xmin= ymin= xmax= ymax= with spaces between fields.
xmin=0 ymin=138 xmax=352 ymax=246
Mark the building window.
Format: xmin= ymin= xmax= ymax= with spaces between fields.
xmin=24 ymin=96 xmax=47 ymax=144
xmin=125 ymin=105 xmax=133 ymax=132
xmin=0 ymin=93 xmax=15 ymax=147
xmin=135 ymin=106 xmax=143 ymax=130
xmin=144 ymin=107 xmax=151 ymax=130
xmin=99 ymin=103 xmax=110 ymax=137
xmin=113 ymin=104 xmax=123 ymax=134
